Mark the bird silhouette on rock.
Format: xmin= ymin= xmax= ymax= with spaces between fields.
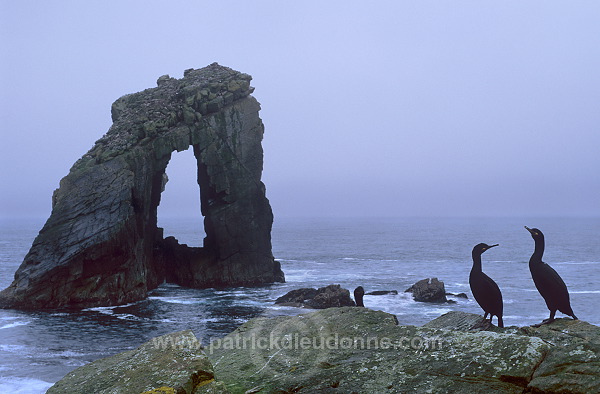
xmin=469 ymin=243 xmax=504 ymax=328
xmin=525 ymin=226 xmax=577 ymax=326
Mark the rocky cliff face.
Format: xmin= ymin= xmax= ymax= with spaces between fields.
xmin=0 ymin=63 xmax=284 ymax=309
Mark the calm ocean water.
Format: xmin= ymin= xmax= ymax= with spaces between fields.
xmin=0 ymin=216 xmax=599 ymax=392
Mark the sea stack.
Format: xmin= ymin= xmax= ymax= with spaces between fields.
xmin=0 ymin=64 xmax=284 ymax=309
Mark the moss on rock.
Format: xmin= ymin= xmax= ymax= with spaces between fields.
xmin=47 ymin=330 xmax=226 ymax=394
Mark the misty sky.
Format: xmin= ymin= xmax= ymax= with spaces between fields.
xmin=1 ymin=1 xmax=599 ymax=220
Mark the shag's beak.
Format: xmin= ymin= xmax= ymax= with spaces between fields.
xmin=487 ymin=244 xmax=499 ymax=249
xmin=525 ymin=226 xmax=533 ymax=234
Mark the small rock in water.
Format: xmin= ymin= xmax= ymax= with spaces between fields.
xmin=275 ymin=284 xmax=355 ymax=309
xmin=365 ymin=290 xmax=398 ymax=295
xmin=404 ymin=278 xmax=448 ymax=303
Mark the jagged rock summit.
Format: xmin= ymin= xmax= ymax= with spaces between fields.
xmin=0 ymin=63 xmax=284 ymax=309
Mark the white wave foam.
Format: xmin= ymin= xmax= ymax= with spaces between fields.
xmin=0 ymin=344 xmax=28 ymax=353
xmin=0 ymin=321 xmax=31 ymax=330
xmin=422 ymin=307 xmax=455 ymax=315
xmin=83 ymin=300 xmax=143 ymax=313
xmin=157 ymin=318 xmax=178 ymax=323
xmin=570 ymin=290 xmax=600 ymax=294
xmin=114 ymin=314 xmax=142 ymax=321
xmin=148 ymin=296 xmax=201 ymax=305
xmin=503 ymin=315 xmax=528 ymax=320
xmin=82 ymin=306 xmax=115 ymax=315
xmin=0 ymin=377 xmax=53 ymax=394
xmin=282 ymin=268 xmax=320 ymax=280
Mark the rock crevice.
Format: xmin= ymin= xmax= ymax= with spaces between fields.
xmin=0 ymin=63 xmax=284 ymax=309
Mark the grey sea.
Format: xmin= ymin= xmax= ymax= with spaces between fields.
xmin=0 ymin=216 xmax=599 ymax=392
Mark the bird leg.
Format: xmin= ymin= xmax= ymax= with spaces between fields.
xmin=546 ymin=310 xmax=556 ymax=323
xmin=532 ymin=310 xmax=556 ymax=327
xmin=483 ymin=312 xmax=489 ymax=320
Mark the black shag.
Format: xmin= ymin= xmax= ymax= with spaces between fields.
xmin=469 ymin=243 xmax=504 ymax=327
xmin=525 ymin=226 xmax=577 ymax=325
xmin=354 ymin=286 xmax=365 ymax=307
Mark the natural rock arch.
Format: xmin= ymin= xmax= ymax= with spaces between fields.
xmin=0 ymin=64 xmax=284 ymax=309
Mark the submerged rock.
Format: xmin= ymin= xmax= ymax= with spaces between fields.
xmin=365 ymin=290 xmax=398 ymax=295
xmin=275 ymin=284 xmax=355 ymax=309
xmin=274 ymin=287 xmax=319 ymax=305
xmin=404 ymin=277 xmax=448 ymax=303
xmin=47 ymin=330 xmax=227 ymax=394
xmin=0 ymin=63 xmax=284 ymax=309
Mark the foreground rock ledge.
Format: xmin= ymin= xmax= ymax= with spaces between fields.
xmin=48 ymin=309 xmax=600 ymax=393
xmin=208 ymin=309 xmax=599 ymax=393
xmin=47 ymin=330 xmax=227 ymax=394
xmin=48 ymin=307 xmax=600 ymax=393
xmin=0 ymin=63 xmax=284 ymax=309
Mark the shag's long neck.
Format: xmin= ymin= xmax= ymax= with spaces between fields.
xmin=529 ymin=237 xmax=545 ymax=264
xmin=471 ymin=252 xmax=482 ymax=272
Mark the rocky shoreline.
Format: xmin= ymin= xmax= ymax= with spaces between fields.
xmin=48 ymin=307 xmax=600 ymax=393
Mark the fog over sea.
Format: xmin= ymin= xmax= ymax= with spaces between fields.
xmin=0 ymin=216 xmax=598 ymax=392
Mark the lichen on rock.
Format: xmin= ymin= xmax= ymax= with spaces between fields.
xmin=46 ymin=330 xmax=226 ymax=394
xmin=45 ymin=310 xmax=600 ymax=393
xmin=207 ymin=309 xmax=600 ymax=393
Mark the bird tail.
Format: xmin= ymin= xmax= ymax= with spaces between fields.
xmin=560 ymin=306 xmax=578 ymax=320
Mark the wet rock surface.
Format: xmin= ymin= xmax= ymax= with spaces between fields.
xmin=404 ymin=277 xmax=449 ymax=303
xmin=274 ymin=284 xmax=356 ymax=309
xmin=365 ymin=290 xmax=398 ymax=295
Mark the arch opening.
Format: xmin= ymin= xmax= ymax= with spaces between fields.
xmin=157 ymin=147 xmax=206 ymax=247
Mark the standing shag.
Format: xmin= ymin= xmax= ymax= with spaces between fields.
xmin=525 ymin=226 xmax=578 ymax=325
xmin=469 ymin=243 xmax=504 ymax=327
xmin=354 ymin=286 xmax=365 ymax=307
